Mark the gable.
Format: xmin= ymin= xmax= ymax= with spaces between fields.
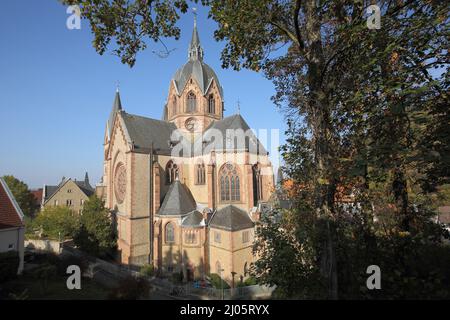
xmin=43 ymin=179 xmax=92 ymax=206
xmin=108 ymin=112 xmax=132 ymax=159
xmin=0 ymin=178 xmax=24 ymax=230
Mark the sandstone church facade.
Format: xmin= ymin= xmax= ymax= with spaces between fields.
xmin=99 ymin=21 xmax=274 ymax=285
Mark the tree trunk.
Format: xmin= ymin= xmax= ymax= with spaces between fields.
xmin=304 ymin=0 xmax=338 ymax=299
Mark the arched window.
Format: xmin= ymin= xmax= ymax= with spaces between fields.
xmin=195 ymin=162 xmax=206 ymax=185
xmin=166 ymin=160 xmax=179 ymax=184
xmin=172 ymin=96 xmax=177 ymax=116
xmin=220 ymin=163 xmax=240 ymax=202
xmin=252 ymin=164 xmax=263 ymax=204
xmin=208 ymin=95 xmax=215 ymax=114
xmin=165 ymin=223 xmax=175 ymax=243
xmin=187 ymin=91 xmax=196 ymax=113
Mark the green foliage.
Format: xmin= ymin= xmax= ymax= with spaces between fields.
xmin=62 ymin=0 xmax=194 ymax=67
xmin=65 ymin=0 xmax=449 ymax=299
xmin=171 ymin=270 xmax=184 ymax=284
xmin=28 ymin=206 xmax=79 ymax=240
xmin=73 ymin=195 xmax=117 ymax=258
xmin=243 ymin=276 xmax=257 ymax=286
xmin=2 ymin=175 xmax=37 ymax=217
xmin=108 ymin=276 xmax=150 ymax=300
xmin=139 ymin=264 xmax=155 ymax=277
xmin=0 ymin=251 xmax=20 ymax=283
xmin=209 ymin=273 xmax=230 ymax=289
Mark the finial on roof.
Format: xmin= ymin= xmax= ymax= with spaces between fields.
xmin=193 ymin=7 xmax=197 ymax=28
xmin=188 ymin=8 xmax=203 ymax=61
xmin=116 ymin=80 xmax=120 ymax=93
xmin=237 ymin=99 xmax=241 ymax=115
xmin=113 ymin=86 xmax=122 ymax=110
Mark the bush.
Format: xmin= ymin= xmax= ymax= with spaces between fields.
xmin=209 ymin=273 xmax=230 ymax=289
xmin=28 ymin=206 xmax=78 ymax=240
xmin=0 ymin=251 xmax=20 ymax=283
xmin=139 ymin=264 xmax=155 ymax=277
xmin=171 ymin=270 xmax=184 ymax=284
xmin=243 ymin=276 xmax=257 ymax=286
xmin=108 ymin=276 xmax=150 ymax=300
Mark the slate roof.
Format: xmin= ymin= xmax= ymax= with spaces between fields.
xmin=172 ymin=21 xmax=223 ymax=98
xmin=121 ymin=112 xmax=177 ymax=155
xmin=44 ymin=185 xmax=59 ymax=202
xmin=209 ymin=205 xmax=254 ymax=232
xmin=74 ymin=181 xmax=94 ymax=197
xmin=181 ymin=210 xmax=204 ymax=228
xmin=0 ymin=178 xmax=24 ymax=230
xmin=107 ymin=90 xmax=122 ymax=139
xmin=195 ymin=114 xmax=268 ymax=155
xmin=157 ymin=180 xmax=196 ymax=216
xmin=173 ymin=60 xmax=223 ymax=98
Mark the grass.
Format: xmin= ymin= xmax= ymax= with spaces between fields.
xmin=2 ymin=273 xmax=109 ymax=300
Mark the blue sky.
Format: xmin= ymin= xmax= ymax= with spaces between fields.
xmin=0 ymin=1 xmax=286 ymax=189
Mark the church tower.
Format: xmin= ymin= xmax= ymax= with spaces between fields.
xmin=165 ymin=17 xmax=224 ymax=134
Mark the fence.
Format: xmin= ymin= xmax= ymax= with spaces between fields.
xmin=166 ymin=282 xmax=275 ymax=300
xmin=26 ymin=242 xmax=275 ymax=299
xmin=25 ymin=239 xmax=63 ymax=254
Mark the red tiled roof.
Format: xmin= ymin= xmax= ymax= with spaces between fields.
xmin=0 ymin=179 xmax=24 ymax=230
xmin=31 ymin=188 xmax=43 ymax=205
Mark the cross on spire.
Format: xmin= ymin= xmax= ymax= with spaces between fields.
xmin=188 ymin=8 xmax=203 ymax=61
xmin=237 ymin=99 xmax=241 ymax=115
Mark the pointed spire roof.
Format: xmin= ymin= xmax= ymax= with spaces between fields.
xmin=84 ymin=172 xmax=89 ymax=185
xmin=157 ymin=180 xmax=196 ymax=216
xmin=188 ymin=12 xmax=203 ymax=61
xmin=107 ymin=88 xmax=123 ymax=139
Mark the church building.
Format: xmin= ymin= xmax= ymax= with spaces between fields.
xmin=100 ymin=19 xmax=274 ymax=285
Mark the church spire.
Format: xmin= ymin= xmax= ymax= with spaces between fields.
xmin=188 ymin=8 xmax=203 ymax=61
xmin=107 ymin=86 xmax=123 ymax=138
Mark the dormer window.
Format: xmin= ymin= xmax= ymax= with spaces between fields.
xmin=208 ymin=95 xmax=215 ymax=114
xmin=187 ymin=91 xmax=196 ymax=113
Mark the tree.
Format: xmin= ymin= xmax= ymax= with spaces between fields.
xmin=73 ymin=195 xmax=117 ymax=258
xmin=2 ymin=175 xmax=37 ymax=217
xmin=58 ymin=0 xmax=449 ymax=298
xmin=29 ymin=206 xmax=79 ymax=240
